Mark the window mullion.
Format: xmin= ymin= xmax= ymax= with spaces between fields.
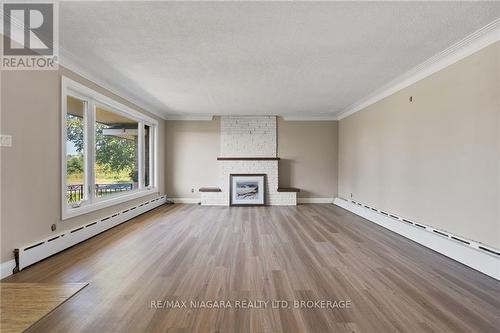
xmin=138 ymin=122 xmax=144 ymax=190
xmin=154 ymin=125 xmax=158 ymax=188
xmin=82 ymin=98 xmax=89 ymax=203
xmin=87 ymin=100 xmax=96 ymax=204
xmin=148 ymin=126 xmax=152 ymax=189
xmin=150 ymin=126 xmax=155 ymax=188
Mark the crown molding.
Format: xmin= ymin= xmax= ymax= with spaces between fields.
xmin=59 ymin=47 xmax=169 ymax=120
xmin=281 ymin=115 xmax=338 ymax=121
xmin=164 ymin=115 xmax=214 ymax=121
xmin=47 ymin=16 xmax=500 ymax=122
xmin=336 ymin=18 xmax=500 ymax=120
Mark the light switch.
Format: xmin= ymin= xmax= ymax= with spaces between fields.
xmin=0 ymin=135 xmax=12 ymax=147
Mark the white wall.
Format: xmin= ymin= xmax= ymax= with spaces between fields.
xmin=278 ymin=118 xmax=338 ymax=199
xmin=165 ymin=119 xmax=220 ymax=199
xmin=338 ymin=41 xmax=500 ymax=249
xmin=0 ymin=67 xmax=166 ymax=263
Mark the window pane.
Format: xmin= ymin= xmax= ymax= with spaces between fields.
xmin=66 ymin=96 xmax=86 ymax=205
xmin=144 ymin=125 xmax=151 ymax=187
xmin=95 ymin=106 xmax=138 ymax=199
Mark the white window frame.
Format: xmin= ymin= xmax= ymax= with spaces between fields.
xmin=61 ymin=76 xmax=158 ymax=220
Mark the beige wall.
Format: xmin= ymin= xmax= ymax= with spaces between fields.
xmin=278 ymin=118 xmax=338 ymax=198
xmin=0 ymin=67 xmax=166 ymax=263
xmin=165 ymin=117 xmax=338 ymax=200
xmin=165 ymin=119 xmax=220 ymax=199
xmin=338 ymin=41 xmax=500 ymax=249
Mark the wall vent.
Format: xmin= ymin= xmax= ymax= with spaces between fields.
xmin=433 ymin=230 xmax=449 ymax=237
xmin=24 ymin=242 xmax=44 ymax=251
xmin=479 ymin=246 xmax=500 ymax=256
xmin=14 ymin=195 xmax=167 ymax=272
xmin=451 ymin=236 xmax=470 ymax=245
xmin=70 ymin=227 xmax=84 ymax=233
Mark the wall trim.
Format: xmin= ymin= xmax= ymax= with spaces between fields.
xmin=165 ymin=115 xmax=214 ymax=121
xmin=170 ymin=198 xmax=201 ymax=204
xmin=59 ymin=47 xmax=168 ymax=120
xmin=0 ymin=259 xmax=16 ymax=280
xmin=173 ymin=197 xmax=333 ymax=204
xmin=333 ymin=198 xmax=500 ymax=281
xmin=298 ymin=197 xmax=334 ymax=204
xmin=12 ymin=196 xmax=167 ymax=275
xmin=57 ymin=18 xmax=500 ymax=122
xmin=336 ymin=18 xmax=500 ymax=120
xmin=281 ymin=115 xmax=338 ymax=121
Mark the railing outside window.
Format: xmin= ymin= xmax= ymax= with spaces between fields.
xmin=67 ymin=183 xmax=134 ymax=203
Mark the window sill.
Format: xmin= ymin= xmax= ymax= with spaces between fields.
xmin=62 ymin=188 xmax=159 ymax=220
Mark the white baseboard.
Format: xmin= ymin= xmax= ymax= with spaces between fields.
xmin=176 ymin=197 xmax=333 ymax=205
xmin=298 ymin=197 xmax=334 ymax=204
xmin=0 ymin=259 xmax=16 ymax=280
xmin=334 ymin=198 xmax=500 ymax=281
xmin=10 ymin=195 xmax=167 ymax=277
xmin=170 ymin=198 xmax=200 ymax=204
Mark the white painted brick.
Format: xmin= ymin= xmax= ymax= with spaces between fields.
xmin=203 ymin=116 xmax=294 ymax=206
xmin=202 ymin=160 xmax=296 ymax=206
xmin=220 ymin=116 xmax=276 ymax=157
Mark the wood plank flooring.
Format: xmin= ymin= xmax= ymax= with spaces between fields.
xmin=2 ymin=204 xmax=499 ymax=332
xmin=0 ymin=283 xmax=88 ymax=333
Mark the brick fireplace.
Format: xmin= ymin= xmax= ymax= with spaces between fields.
xmin=200 ymin=116 xmax=297 ymax=206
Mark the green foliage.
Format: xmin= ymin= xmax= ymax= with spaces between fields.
xmin=66 ymin=115 xmax=84 ymax=152
xmin=67 ymin=154 xmax=84 ymax=174
xmin=66 ymin=115 xmax=136 ymax=174
xmin=95 ymin=123 xmax=136 ymax=173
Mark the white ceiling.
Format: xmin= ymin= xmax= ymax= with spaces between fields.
xmin=60 ymin=2 xmax=500 ymax=119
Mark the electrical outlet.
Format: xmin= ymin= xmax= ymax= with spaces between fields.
xmin=191 ymin=188 xmax=194 ymax=193
xmin=350 ymin=193 xmax=353 ymax=198
xmin=0 ymin=134 xmax=12 ymax=147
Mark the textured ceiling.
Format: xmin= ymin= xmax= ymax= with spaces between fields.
xmin=60 ymin=2 xmax=500 ymax=118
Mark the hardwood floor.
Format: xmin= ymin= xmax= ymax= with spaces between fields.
xmin=3 ymin=204 xmax=499 ymax=332
xmin=0 ymin=283 xmax=88 ymax=333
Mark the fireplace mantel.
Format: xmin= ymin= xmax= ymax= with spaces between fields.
xmin=201 ymin=117 xmax=296 ymax=206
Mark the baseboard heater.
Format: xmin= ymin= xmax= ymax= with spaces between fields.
xmin=334 ymin=197 xmax=500 ymax=280
xmin=14 ymin=195 xmax=167 ymax=273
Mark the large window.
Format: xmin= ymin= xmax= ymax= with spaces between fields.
xmin=62 ymin=77 xmax=158 ymax=219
